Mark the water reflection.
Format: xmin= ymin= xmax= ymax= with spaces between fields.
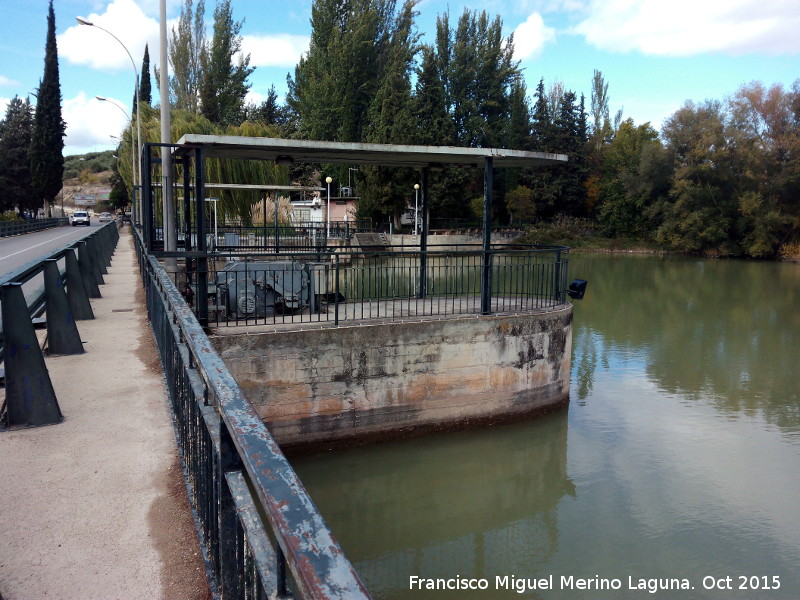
xmin=290 ymin=254 xmax=800 ymax=599
xmin=570 ymin=255 xmax=800 ymax=435
xmin=293 ymin=411 xmax=574 ymax=599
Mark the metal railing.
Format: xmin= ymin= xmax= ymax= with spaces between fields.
xmin=0 ymin=222 xmax=118 ymax=349
xmin=152 ymin=221 xmax=370 ymax=253
xmin=0 ymin=217 xmax=69 ymax=237
xmin=134 ymin=229 xmax=370 ymax=599
xmin=0 ymin=222 xmax=119 ymax=428
xmin=167 ymin=244 xmax=569 ymax=329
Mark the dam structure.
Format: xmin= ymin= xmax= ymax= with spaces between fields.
xmin=143 ymin=136 xmax=573 ymax=448
xmin=137 ymin=136 xmax=574 ymax=597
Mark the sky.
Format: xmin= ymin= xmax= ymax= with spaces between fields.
xmin=0 ymin=0 xmax=798 ymax=156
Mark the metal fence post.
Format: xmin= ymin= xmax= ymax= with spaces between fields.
xmin=218 ymin=419 xmax=244 ymax=599
xmin=43 ymin=260 xmax=84 ymax=355
xmin=87 ymin=235 xmax=106 ymax=283
xmin=480 ymin=157 xmax=494 ymax=315
xmin=1 ymin=283 xmax=63 ymax=428
xmin=65 ymin=248 xmax=95 ymax=320
xmin=77 ymin=241 xmax=101 ymax=298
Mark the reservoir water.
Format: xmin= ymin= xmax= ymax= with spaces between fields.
xmin=290 ymin=254 xmax=800 ymax=599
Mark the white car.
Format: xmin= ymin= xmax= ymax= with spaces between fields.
xmin=72 ymin=210 xmax=90 ymax=226
xmin=98 ymin=212 xmax=113 ymax=222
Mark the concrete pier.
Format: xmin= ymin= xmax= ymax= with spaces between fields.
xmin=211 ymin=305 xmax=573 ymax=449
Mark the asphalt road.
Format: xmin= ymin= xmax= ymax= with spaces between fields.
xmin=0 ymin=222 xmax=103 ymax=277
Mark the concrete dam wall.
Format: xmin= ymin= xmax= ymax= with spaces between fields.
xmin=210 ymin=306 xmax=573 ymax=448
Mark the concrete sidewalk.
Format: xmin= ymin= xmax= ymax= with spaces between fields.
xmin=0 ymin=229 xmax=210 ymax=600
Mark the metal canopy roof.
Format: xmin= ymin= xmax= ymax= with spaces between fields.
xmin=174 ymin=134 xmax=567 ymax=169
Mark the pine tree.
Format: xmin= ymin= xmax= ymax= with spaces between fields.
xmin=30 ymin=0 xmax=65 ymax=213
xmin=199 ymin=0 xmax=254 ymax=126
xmin=531 ymin=78 xmax=553 ymax=151
xmin=248 ymin=85 xmax=288 ymax=126
xmin=0 ymin=97 xmax=37 ymax=213
xmin=551 ymin=91 xmax=588 ymax=215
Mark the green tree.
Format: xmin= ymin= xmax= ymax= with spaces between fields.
xmin=589 ymin=69 xmax=612 ymax=152
xmin=410 ymin=43 xmax=468 ymax=221
xmin=727 ymin=81 xmax=800 ymax=256
xmin=139 ymin=44 xmax=152 ymax=106
xmin=358 ymin=0 xmax=420 ymax=222
xmin=655 ymin=100 xmax=738 ymax=253
xmin=551 ymin=90 xmax=588 ymax=215
xmin=288 ymin=0 xmax=401 ymax=143
xmin=199 ymin=0 xmax=254 ymax=126
xmin=30 ymin=0 xmax=65 ymax=214
xmin=596 ymin=118 xmax=663 ymax=237
xmin=108 ymin=160 xmax=129 ymax=211
xmin=412 ymin=45 xmax=451 ymax=145
xmin=0 ymin=97 xmax=37 ymax=213
xmin=439 ymin=9 xmax=519 ymax=148
xmin=247 ymin=85 xmax=289 ymax=127
xmin=168 ymin=0 xmax=206 ymax=112
xmin=505 ymin=185 xmax=536 ymax=223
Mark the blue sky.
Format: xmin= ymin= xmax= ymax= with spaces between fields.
xmin=0 ymin=0 xmax=798 ymax=156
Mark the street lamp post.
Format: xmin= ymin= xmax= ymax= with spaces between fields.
xmin=100 ymin=100 xmax=136 ymax=215
xmin=413 ymin=183 xmax=420 ymax=236
xmin=325 ymin=176 xmax=333 ymax=240
xmin=76 ymin=17 xmax=142 ymax=224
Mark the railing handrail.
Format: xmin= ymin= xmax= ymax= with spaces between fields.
xmin=0 ymin=225 xmax=110 ymax=289
xmin=137 ymin=228 xmax=371 ymax=598
xmin=0 ymin=217 xmax=69 ymax=238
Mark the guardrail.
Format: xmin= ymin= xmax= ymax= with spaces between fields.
xmin=133 ymin=229 xmax=370 ymax=599
xmin=0 ymin=222 xmax=119 ymax=429
xmin=0 ymin=217 xmax=69 ymax=237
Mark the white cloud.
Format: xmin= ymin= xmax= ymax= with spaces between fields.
xmin=573 ymin=0 xmax=800 ymax=56
xmin=0 ymin=75 xmax=21 ymax=88
xmin=513 ymin=12 xmax=557 ymax=60
xmin=59 ymin=0 xmax=160 ymax=71
xmin=242 ymin=34 xmax=310 ymax=68
xmin=245 ymin=90 xmax=267 ymax=106
xmin=0 ymin=97 xmax=10 ymax=116
xmin=63 ymin=92 xmax=130 ymax=152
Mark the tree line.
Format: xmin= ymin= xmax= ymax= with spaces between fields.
xmin=0 ymin=0 xmax=64 ymax=216
xmin=1 ymin=0 xmax=797 ymax=257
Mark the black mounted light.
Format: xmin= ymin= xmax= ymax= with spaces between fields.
xmin=567 ymin=279 xmax=588 ymax=300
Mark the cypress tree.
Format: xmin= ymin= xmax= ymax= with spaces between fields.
xmin=30 ymin=0 xmax=65 ymax=214
xmin=134 ymin=44 xmax=152 ymax=110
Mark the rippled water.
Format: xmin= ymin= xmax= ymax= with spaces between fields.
xmin=291 ymin=254 xmax=800 ymax=599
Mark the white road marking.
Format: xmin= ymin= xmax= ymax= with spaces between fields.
xmin=0 ymin=230 xmax=85 ymax=262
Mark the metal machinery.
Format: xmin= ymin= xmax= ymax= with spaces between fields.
xmin=214 ymin=261 xmax=327 ymax=319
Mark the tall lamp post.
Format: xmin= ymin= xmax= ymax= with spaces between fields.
xmin=76 ymin=17 xmax=141 ymax=224
xmin=99 ymin=98 xmax=136 ymax=213
xmin=325 ymin=176 xmax=333 ymax=239
xmin=413 ymin=183 xmax=420 ymax=236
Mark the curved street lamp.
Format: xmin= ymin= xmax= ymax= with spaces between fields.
xmin=76 ymin=17 xmax=142 ymax=222
xmin=98 ymin=97 xmax=136 ymax=211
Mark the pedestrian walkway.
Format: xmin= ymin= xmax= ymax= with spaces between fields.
xmin=0 ymin=229 xmax=210 ymax=600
